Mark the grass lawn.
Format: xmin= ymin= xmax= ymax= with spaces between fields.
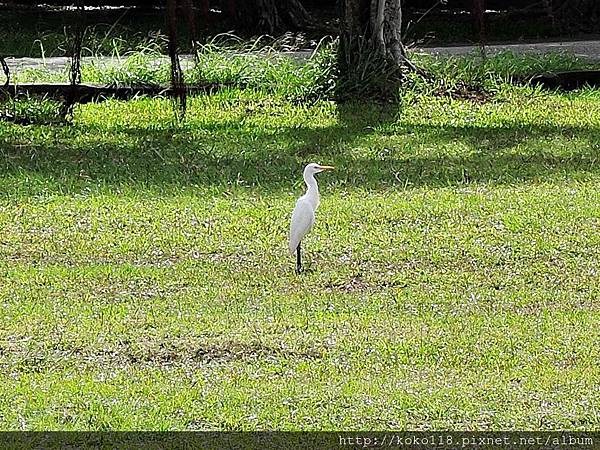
xmin=0 ymin=86 xmax=599 ymax=430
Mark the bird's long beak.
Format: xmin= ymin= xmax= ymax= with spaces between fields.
xmin=319 ymin=165 xmax=335 ymax=171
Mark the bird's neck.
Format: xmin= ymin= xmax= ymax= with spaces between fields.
xmin=304 ymin=172 xmax=318 ymax=193
xmin=303 ymin=172 xmax=320 ymax=207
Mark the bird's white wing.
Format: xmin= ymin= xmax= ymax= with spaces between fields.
xmin=289 ymin=199 xmax=315 ymax=254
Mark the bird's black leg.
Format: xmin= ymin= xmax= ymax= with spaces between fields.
xmin=296 ymin=242 xmax=302 ymax=274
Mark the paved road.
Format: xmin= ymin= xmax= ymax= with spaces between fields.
xmin=417 ymin=39 xmax=600 ymax=61
xmin=3 ymin=40 xmax=600 ymax=76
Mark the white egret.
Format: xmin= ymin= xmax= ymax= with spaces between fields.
xmin=289 ymin=163 xmax=335 ymax=274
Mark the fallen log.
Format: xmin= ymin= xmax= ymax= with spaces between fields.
xmin=529 ymin=70 xmax=600 ymax=91
xmin=0 ymin=82 xmax=235 ymax=103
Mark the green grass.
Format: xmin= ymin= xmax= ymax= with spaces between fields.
xmin=1 ymin=83 xmax=599 ymax=430
xmin=11 ymin=46 xmax=600 ymax=109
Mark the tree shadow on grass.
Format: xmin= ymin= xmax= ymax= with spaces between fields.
xmin=1 ymin=102 xmax=599 ymax=196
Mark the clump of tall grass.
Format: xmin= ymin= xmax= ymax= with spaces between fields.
xmin=406 ymin=50 xmax=600 ymax=99
xmin=82 ymin=40 xmax=171 ymax=87
xmin=188 ymin=34 xmax=337 ymax=102
xmin=75 ymin=34 xmax=338 ymax=102
xmin=13 ymin=67 xmax=65 ymax=84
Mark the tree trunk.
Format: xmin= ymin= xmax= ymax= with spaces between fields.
xmin=470 ymin=0 xmax=486 ymax=46
xmin=226 ymin=0 xmax=312 ymax=33
xmin=339 ymin=0 xmax=410 ymax=99
xmin=167 ymin=0 xmax=186 ymax=120
xmin=371 ymin=0 xmax=405 ymax=64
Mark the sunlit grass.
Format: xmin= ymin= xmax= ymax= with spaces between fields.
xmin=0 ymin=85 xmax=599 ymax=430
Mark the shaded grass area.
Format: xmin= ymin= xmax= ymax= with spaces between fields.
xmin=0 ymin=8 xmax=181 ymax=58
xmin=0 ymin=88 xmax=599 ymax=430
xmin=2 ymin=5 xmax=598 ymax=59
xmin=2 ymin=88 xmax=600 ymax=193
xmin=406 ymin=11 xmax=598 ymax=45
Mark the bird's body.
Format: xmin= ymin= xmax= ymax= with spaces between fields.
xmin=289 ymin=199 xmax=315 ymax=255
xmin=289 ymin=163 xmax=334 ymax=273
